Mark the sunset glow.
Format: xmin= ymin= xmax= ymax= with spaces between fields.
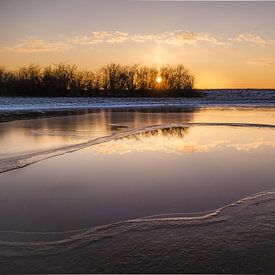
xmin=0 ymin=1 xmax=275 ymax=273
xmin=0 ymin=0 xmax=275 ymax=88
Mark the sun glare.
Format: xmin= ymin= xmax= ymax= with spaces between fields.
xmin=156 ymin=76 xmax=162 ymax=83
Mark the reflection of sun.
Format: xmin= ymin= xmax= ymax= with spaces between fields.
xmin=156 ymin=76 xmax=162 ymax=83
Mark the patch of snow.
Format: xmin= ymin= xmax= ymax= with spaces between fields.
xmin=0 ymin=90 xmax=275 ymax=112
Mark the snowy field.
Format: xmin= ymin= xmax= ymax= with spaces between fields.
xmin=0 ymin=90 xmax=275 ymax=112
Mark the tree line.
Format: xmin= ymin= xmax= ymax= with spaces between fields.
xmin=0 ymin=63 xmax=199 ymax=97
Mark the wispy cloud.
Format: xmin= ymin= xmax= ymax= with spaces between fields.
xmin=68 ymin=30 xmax=228 ymax=47
xmin=230 ymin=34 xmax=275 ymax=46
xmin=1 ymin=30 xmax=275 ymax=53
xmin=0 ymin=37 xmax=71 ymax=53
xmin=68 ymin=31 xmax=129 ymax=46
xmin=151 ymin=30 xmax=228 ymax=46
xmin=246 ymin=57 xmax=275 ymax=66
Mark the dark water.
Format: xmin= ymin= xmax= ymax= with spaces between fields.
xmin=0 ymin=108 xmax=274 ymax=232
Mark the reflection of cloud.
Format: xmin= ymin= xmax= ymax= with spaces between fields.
xmin=228 ymin=141 xmax=275 ymax=152
xmin=92 ymin=133 xmax=275 ymax=156
xmin=93 ymin=138 xmax=230 ymax=155
xmin=2 ymin=30 xmax=275 ymax=53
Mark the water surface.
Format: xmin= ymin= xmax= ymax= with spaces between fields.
xmin=1 ymin=107 xmax=274 ymax=158
xmin=0 ymin=108 xmax=274 ymax=233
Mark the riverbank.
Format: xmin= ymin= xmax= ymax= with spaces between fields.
xmin=1 ymin=89 xmax=275 ymax=123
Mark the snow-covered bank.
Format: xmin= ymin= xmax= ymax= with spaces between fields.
xmin=0 ymin=89 xmax=275 ymax=112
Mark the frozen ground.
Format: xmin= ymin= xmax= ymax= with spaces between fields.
xmin=0 ymin=89 xmax=275 ymax=112
xmin=0 ymin=190 xmax=274 ymax=273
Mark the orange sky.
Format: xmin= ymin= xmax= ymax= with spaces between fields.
xmin=0 ymin=0 xmax=275 ymax=89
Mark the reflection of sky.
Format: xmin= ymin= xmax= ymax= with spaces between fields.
xmin=0 ymin=1 xmax=275 ymax=88
xmin=1 ymin=108 xmax=275 ymax=158
xmin=0 ymin=122 xmax=274 ymax=232
xmin=0 ymin=110 xmax=194 ymax=157
xmin=93 ymin=127 xmax=275 ymax=155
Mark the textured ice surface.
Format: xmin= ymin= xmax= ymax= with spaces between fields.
xmin=0 ymin=190 xmax=274 ymax=273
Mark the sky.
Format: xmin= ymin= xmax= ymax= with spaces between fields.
xmin=0 ymin=0 xmax=275 ymax=88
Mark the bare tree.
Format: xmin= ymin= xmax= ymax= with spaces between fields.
xmin=0 ymin=63 xmax=197 ymax=97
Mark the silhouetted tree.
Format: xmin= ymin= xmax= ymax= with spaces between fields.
xmin=0 ymin=63 xmax=198 ymax=97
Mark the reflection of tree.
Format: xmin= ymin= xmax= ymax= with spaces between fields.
xmin=123 ymin=127 xmax=189 ymax=141
xmin=0 ymin=107 xmax=196 ymax=144
xmin=0 ymin=107 xmax=196 ymax=160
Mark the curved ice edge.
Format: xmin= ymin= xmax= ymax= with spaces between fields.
xmin=0 ymin=122 xmax=275 ymax=174
xmin=134 ymin=189 xmax=275 ymax=222
xmin=0 ymin=189 xmax=274 ymax=257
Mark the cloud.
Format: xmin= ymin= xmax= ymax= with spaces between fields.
xmin=68 ymin=30 xmax=227 ymax=47
xmin=1 ymin=37 xmax=71 ymax=53
xmin=157 ymin=31 xmax=229 ymax=46
xmin=246 ymin=57 xmax=275 ymax=66
xmin=230 ymin=34 xmax=275 ymax=47
xmin=68 ymin=31 xmax=129 ymax=46
xmin=1 ymin=30 xmax=275 ymax=53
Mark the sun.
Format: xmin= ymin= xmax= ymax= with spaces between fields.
xmin=156 ymin=76 xmax=162 ymax=83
